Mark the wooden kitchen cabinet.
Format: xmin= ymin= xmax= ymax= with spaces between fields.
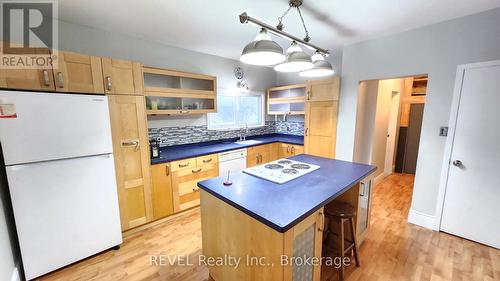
xmin=151 ymin=163 xmax=174 ymax=220
xmin=306 ymin=77 xmax=340 ymax=102
xmin=171 ymin=154 xmax=219 ymax=212
xmin=304 ymin=77 xmax=339 ymax=159
xmin=279 ymin=143 xmax=304 ymax=158
xmin=0 ymin=42 xmax=55 ymax=91
xmin=52 ymin=51 xmax=104 ymax=93
xmin=247 ymin=144 xmax=272 ymax=167
xmin=102 ymin=58 xmax=143 ymax=95
xmin=108 ymin=95 xmax=153 ymax=231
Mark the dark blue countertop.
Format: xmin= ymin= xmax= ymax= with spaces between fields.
xmin=197 ymin=154 xmax=376 ymax=233
xmin=151 ymin=134 xmax=304 ymax=164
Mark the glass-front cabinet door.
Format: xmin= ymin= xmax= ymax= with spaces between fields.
xmin=143 ymin=66 xmax=217 ymax=115
xmin=267 ymin=84 xmax=306 ymax=115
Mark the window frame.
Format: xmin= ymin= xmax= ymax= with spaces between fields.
xmin=208 ymin=91 xmax=266 ymax=130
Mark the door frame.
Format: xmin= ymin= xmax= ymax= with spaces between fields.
xmin=435 ymin=59 xmax=500 ymax=231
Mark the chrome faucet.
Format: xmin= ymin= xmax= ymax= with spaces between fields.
xmin=239 ymin=124 xmax=248 ymax=141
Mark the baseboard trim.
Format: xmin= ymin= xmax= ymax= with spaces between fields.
xmin=408 ymin=209 xmax=439 ymax=231
xmin=373 ymin=173 xmax=385 ymax=186
xmin=11 ymin=266 xmax=20 ymax=281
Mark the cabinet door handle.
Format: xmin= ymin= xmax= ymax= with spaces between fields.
xmin=56 ymin=72 xmax=64 ymax=88
xmin=122 ymin=140 xmax=139 ymax=151
xmin=259 ymin=154 xmax=263 ymax=164
xmin=178 ymin=163 xmax=190 ymax=168
xmin=165 ymin=165 xmax=170 ymax=176
xmin=193 ymin=187 xmax=200 ymax=192
xmin=179 ymin=110 xmax=190 ymax=114
xmin=360 ymin=182 xmax=365 ymax=196
xmin=105 ymin=76 xmax=113 ymax=91
xmin=305 ymin=128 xmax=309 ymax=136
xmin=203 ymin=158 xmax=212 ymax=163
xmin=286 ymin=145 xmax=290 ymax=153
xmin=306 ymin=91 xmax=311 ymax=100
xmin=192 ymin=168 xmax=202 ymax=173
xmin=317 ymin=211 xmax=324 ymax=232
xmin=291 ymin=146 xmax=295 ymax=154
xmin=42 ymin=70 xmax=50 ymax=86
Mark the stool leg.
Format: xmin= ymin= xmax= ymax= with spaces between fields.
xmin=349 ymin=217 xmax=360 ymax=267
xmin=339 ymin=218 xmax=345 ymax=281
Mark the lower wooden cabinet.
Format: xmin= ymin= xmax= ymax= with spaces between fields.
xmin=247 ymin=144 xmax=272 ymax=167
xmin=172 ymin=154 xmax=219 ymax=212
xmin=108 ymin=95 xmax=153 ymax=231
xmin=151 ymin=163 xmax=174 ymax=220
xmin=279 ymin=143 xmax=304 ymax=158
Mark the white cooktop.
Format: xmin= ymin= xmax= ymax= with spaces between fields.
xmin=243 ymin=158 xmax=320 ymax=184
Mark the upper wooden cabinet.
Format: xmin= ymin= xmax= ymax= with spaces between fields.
xmin=267 ymin=84 xmax=306 ymax=115
xmin=306 ymin=77 xmax=340 ymax=101
xmin=143 ymin=67 xmax=217 ymax=115
xmin=53 ymin=51 xmax=104 ymax=93
xmin=304 ymin=77 xmax=340 ymax=159
xmin=102 ymin=58 xmax=143 ymax=95
xmin=108 ymin=95 xmax=153 ymax=231
xmin=0 ymin=42 xmax=55 ymax=91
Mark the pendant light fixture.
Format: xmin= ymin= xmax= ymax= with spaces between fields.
xmin=274 ymin=41 xmax=313 ymax=72
xmin=238 ymin=0 xmax=335 ymax=77
xmin=299 ymin=51 xmax=335 ymax=77
xmin=240 ymin=28 xmax=286 ymax=66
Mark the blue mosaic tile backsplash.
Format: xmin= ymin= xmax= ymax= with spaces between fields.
xmin=149 ymin=121 xmax=304 ymax=147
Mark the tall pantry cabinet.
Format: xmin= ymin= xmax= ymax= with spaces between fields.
xmin=304 ymin=77 xmax=340 ymax=159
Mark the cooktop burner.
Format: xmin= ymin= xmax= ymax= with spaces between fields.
xmin=265 ymin=164 xmax=284 ymax=170
xmin=243 ymin=158 xmax=320 ymax=184
xmin=281 ymin=168 xmax=299 ymax=175
xmin=290 ymin=164 xmax=311 ymax=169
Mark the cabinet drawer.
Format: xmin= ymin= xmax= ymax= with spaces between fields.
xmin=196 ymin=154 xmax=218 ymax=166
xmin=171 ymin=157 xmax=196 ymax=171
xmin=179 ymin=191 xmax=200 ymax=211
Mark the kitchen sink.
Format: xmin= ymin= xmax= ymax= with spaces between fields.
xmin=235 ymin=140 xmax=263 ymax=145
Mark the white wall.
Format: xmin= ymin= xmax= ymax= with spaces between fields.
xmin=338 ymin=8 xmax=500 ymax=223
xmin=57 ymin=20 xmax=278 ymax=128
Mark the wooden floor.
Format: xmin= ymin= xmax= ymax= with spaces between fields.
xmin=40 ymin=173 xmax=500 ymax=281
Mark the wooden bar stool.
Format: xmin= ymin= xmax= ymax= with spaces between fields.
xmin=324 ymin=201 xmax=360 ymax=281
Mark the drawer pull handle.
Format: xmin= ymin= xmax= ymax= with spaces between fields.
xmin=192 ymin=168 xmax=202 ymax=173
xmin=179 ymin=163 xmax=190 ymax=168
xmin=180 ymin=110 xmax=190 ymax=114
xmin=56 ymin=72 xmax=64 ymax=88
xmin=106 ymin=76 xmax=112 ymax=91
xmin=203 ymin=158 xmax=212 ymax=163
xmin=193 ymin=187 xmax=200 ymax=192
xmin=42 ymin=70 xmax=50 ymax=86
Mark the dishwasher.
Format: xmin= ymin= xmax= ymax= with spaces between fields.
xmin=219 ymin=149 xmax=247 ymax=177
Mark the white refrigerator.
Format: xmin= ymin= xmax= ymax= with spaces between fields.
xmin=0 ymin=91 xmax=122 ymax=280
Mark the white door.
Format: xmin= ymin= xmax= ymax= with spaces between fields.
xmin=384 ymin=91 xmax=400 ymax=176
xmin=441 ymin=63 xmax=500 ymax=249
xmin=6 ymin=154 xmax=122 ymax=280
xmin=0 ymin=91 xmax=113 ymax=165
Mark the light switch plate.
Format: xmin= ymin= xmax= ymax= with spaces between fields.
xmin=439 ymin=127 xmax=448 ymax=136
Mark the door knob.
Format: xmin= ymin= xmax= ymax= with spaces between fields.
xmin=452 ymin=160 xmax=463 ymax=167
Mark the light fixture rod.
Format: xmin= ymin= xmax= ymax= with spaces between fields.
xmin=239 ymin=12 xmax=329 ymax=55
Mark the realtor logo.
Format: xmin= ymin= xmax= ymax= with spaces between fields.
xmin=1 ymin=0 xmax=58 ymax=69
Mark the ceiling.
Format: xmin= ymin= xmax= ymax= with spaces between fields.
xmin=57 ymin=0 xmax=500 ymax=60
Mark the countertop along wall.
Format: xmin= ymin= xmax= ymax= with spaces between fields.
xmin=338 ymin=8 xmax=500 ymax=229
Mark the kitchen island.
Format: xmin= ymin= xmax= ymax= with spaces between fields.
xmin=198 ymin=154 xmax=376 ymax=281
